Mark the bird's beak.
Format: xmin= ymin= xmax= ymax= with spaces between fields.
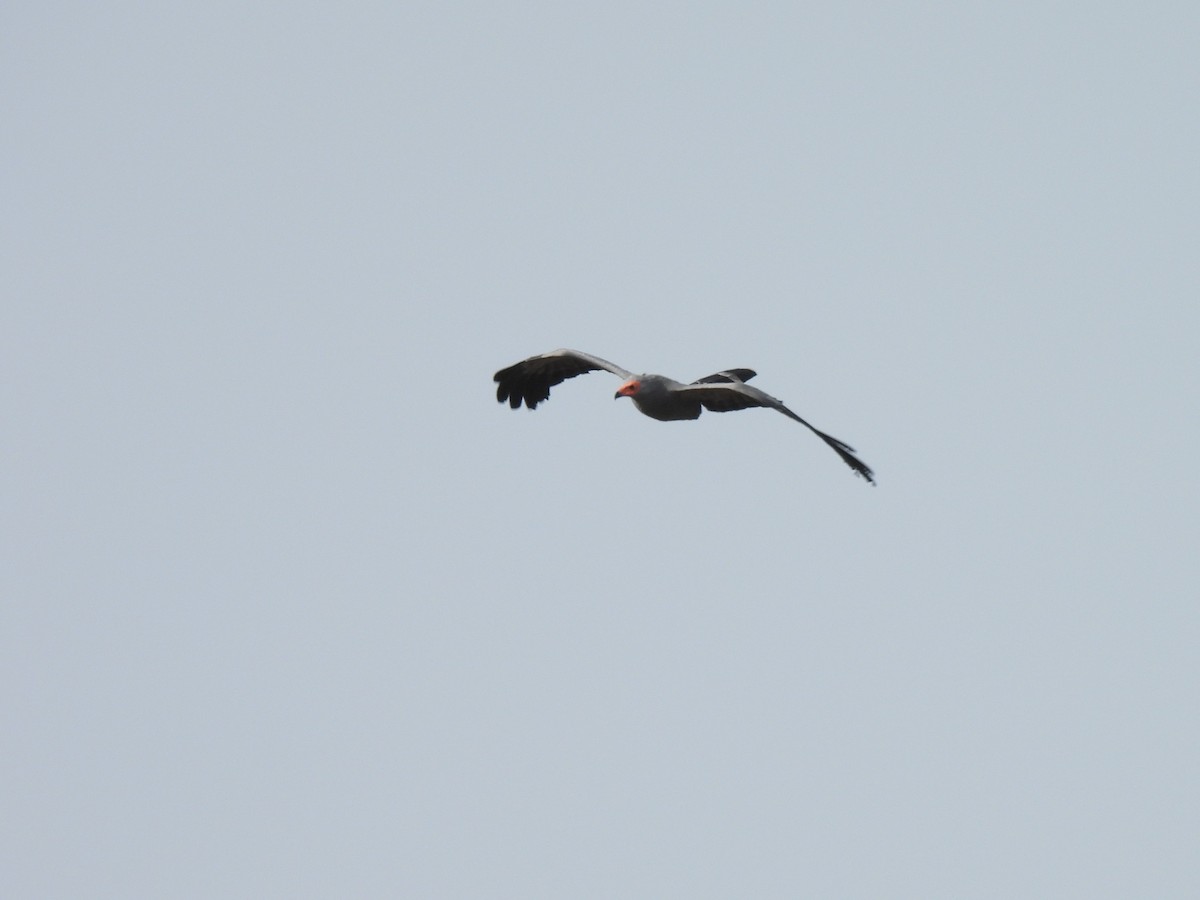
xmin=615 ymin=380 xmax=636 ymax=399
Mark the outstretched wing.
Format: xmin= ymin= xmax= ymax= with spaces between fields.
xmin=494 ymin=349 xmax=634 ymax=410
xmin=676 ymin=382 xmax=875 ymax=484
xmin=691 ymin=368 xmax=757 ymax=385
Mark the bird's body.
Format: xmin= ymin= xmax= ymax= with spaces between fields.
xmin=494 ymin=348 xmax=874 ymax=483
xmin=617 ymin=375 xmax=700 ymax=421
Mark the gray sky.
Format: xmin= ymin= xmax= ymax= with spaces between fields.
xmin=4 ymin=3 xmax=1198 ymax=897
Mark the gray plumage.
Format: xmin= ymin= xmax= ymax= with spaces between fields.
xmin=494 ymin=348 xmax=874 ymax=483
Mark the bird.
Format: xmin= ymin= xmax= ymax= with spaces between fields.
xmin=494 ymin=348 xmax=874 ymax=483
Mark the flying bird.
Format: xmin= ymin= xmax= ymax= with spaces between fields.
xmin=494 ymin=348 xmax=874 ymax=483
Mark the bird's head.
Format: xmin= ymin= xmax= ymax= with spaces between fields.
xmin=614 ymin=379 xmax=641 ymax=400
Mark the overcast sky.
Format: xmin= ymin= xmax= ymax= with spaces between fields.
xmin=4 ymin=3 xmax=1198 ymax=897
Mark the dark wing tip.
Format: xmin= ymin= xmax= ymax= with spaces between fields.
xmin=692 ymin=368 xmax=758 ymax=385
xmin=817 ymin=432 xmax=874 ymax=484
xmin=842 ymin=451 xmax=876 ymax=484
xmin=494 ymin=363 xmax=551 ymax=410
xmin=494 ymin=351 xmax=613 ymax=410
